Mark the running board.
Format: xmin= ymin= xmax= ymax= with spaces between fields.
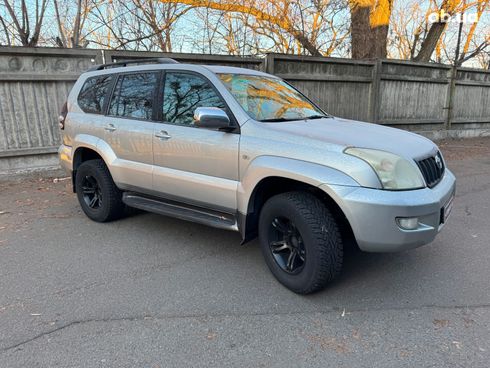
xmin=122 ymin=192 xmax=238 ymax=231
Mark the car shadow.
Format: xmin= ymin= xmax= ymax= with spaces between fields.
xmin=116 ymin=210 xmax=425 ymax=302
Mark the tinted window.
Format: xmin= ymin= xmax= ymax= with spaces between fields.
xmin=78 ymin=75 xmax=113 ymax=114
xmin=109 ymin=72 xmax=158 ymax=120
xmin=163 ymin=72 xmax=226 ymax=126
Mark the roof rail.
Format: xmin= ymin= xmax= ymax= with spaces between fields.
xmin=87 ymin=57 xmax=179 ymax=72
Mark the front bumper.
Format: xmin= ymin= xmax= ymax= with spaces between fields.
xmin=58 ymin=144 xmax=73 ymax=172
xmin=320 ymin=169 xmax=456 ymax=252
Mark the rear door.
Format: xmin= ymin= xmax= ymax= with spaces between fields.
xmin=104 ymin=71 xmax=160 ymax=191
xmin=152 ymin=71 xmax=240 ymax=211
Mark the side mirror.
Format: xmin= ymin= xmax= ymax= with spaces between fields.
xmin=194 ymin=107 xmax=232 ymax=130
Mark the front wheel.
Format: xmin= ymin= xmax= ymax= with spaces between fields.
xmin=258 ymin=191 xmax=343 ymax=294
xmin=75 ymin=159 xmax=125 ymax=222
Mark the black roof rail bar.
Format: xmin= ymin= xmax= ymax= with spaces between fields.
xmin=87 ymin=57 xmax=179 ymax=72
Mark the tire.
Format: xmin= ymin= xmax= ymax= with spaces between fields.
xmin=258 ymin=191 xmax=343 ymax=294
xmin=75 ymin=159 xmax=125 ymax=222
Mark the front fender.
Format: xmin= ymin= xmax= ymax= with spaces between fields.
xmin=237 ymin=156 xmax=360 ymax=214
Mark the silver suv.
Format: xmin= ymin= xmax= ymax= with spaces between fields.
xmin=59 ymin=58 xmax=456 ymax=294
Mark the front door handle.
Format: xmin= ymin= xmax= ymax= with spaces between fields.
xmin=104 ymin=123 xmax=116 ymax=132
xmin=155 ymin=130 xmax=171 ymax=140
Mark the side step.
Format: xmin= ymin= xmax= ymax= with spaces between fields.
xmin=122 ymin=192 xmax=238 ymax=231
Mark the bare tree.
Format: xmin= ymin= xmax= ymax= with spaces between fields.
xmin=52 ymin=0 xmax=97 ymax=48
xmin=129 ymin=0 xmax=187 ymax=52
xmin=424 ymin=1 xmax=488 ymax=65
xmin=475 ymin=48 xmax=489 ymax=69
xmin=410 ymin=0 xmax=488 ymax=62
xmin=0 ymin=7 xmax=12 ymax=45
xmin=453 ymin=0 xmax=489 ymax=66
xmin=88 ymin=0 xmax=188 ymax=51
xmin=159 ymin=0 xmax=350 ymax=56
xmin=389 ymin=0 xmax=429 ymax=60
xmin=158 ymin=0 xmax=324 ymax=55
xmin=2 ymin=0 xmax=48 ymax=46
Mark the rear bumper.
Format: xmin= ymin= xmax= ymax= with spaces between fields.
xmin=58 ymin=144 xmax=73 ymax=173
xmin=320 ymin=169 xmax=456 ymax=252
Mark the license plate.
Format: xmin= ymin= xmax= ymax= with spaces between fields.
xmin=442 ymin=193 xmax=454 ymax=223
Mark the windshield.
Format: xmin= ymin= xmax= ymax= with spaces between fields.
xmin=218 ymin=74 xmax=326 ymax=122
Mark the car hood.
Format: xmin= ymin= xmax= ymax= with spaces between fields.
xmin=259 ymin=117 xmax=437 ymax=160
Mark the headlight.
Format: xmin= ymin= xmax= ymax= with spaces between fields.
xmin=345 ymin=148 xmax=425 ymax=190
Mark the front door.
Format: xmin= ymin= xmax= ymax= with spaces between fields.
xmin=152 ymin=71 xmax=240 ymax=212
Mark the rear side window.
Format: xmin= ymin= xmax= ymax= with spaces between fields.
xmin=77 ymin=75 xmax=113 ymax=114
xmin=108 ymin=72 xmax=159 ymax=120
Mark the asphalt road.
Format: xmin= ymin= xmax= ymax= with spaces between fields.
xmin=1 ymin=138 xmax=489 ymax=367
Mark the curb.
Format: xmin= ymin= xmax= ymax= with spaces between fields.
xmin=0 ymin=165 xmax=67 ymax=183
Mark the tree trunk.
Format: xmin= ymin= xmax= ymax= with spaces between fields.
xmin=350 ymin=6 xmax=388 ymax=59
xmin=412 ymin=22 xmax=446 ymax=62
xmin=71 ymin=0 xmax=83 ymax=48
xmin=292 ymin=31 xmax=322 ymax=56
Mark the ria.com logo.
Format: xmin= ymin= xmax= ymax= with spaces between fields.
xmin=428 ymin=10 xmax=480 ymax=24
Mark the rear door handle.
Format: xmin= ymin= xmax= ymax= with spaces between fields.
xmin=104 ymin=123 xmax=116 ymax=132
xmin=155 ymin=130 xmax=171 ymax=140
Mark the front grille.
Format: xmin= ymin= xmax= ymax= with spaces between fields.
xmin=416 ymin=152 xmax=445 ymax=188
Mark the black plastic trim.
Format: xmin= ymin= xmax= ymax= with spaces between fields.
xmin=87 ymin=58 xmax=178 ymax=72
xmin=122 ymin=192 xmax=238 ymax=231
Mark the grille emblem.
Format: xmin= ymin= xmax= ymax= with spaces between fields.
xmin=435 ymin=154 xmax=443 ymax=169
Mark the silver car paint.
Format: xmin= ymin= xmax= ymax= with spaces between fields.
xmin=153 ymin=123 xmax=239 ymax=211
xmin=60 ymin=63 xmax=456 ymax=252
xmin=104 ymin=115 xmax=154 ymax=189
xmin=319 ymin=169 xmax=456 ymax=251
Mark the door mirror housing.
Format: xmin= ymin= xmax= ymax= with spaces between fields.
xmin=194 ymin=107 xmax=232 ymax=131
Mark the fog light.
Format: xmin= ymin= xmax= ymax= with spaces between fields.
xmin=397 ymin=217 xmax=419 ymax=230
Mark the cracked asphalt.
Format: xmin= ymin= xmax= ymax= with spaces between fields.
xmin=1 ymin=137 xmax=490 ymax=367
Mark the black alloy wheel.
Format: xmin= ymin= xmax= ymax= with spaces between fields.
xmin=75 ymin=159 xmax=125 ymax=222
xmin=258 ymin=191 xmax=343 ymax=294
xmin=81 ymin=175 xmax=102 ymax=209
xmin=268 ymin=217 xmax=306 ymax=274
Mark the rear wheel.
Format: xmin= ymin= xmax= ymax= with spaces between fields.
xmin=258 ymin=191 xmax=343 ymax=294
xmin=75 ymin=159 xmax=125 ymax=222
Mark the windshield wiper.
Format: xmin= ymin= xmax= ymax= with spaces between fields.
xmin=260 ymin=114 xmax=330 ymax=122
xmin=259 ymin=117 xmax=299 ymax=122
xmin=304 ymin=114 xmax=330 ymax=120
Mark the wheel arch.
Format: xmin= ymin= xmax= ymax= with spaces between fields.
xmin=239 ymin=175 xmax=355 ymax=246
xmin=71 ymin=136 xmax=117 ymax=192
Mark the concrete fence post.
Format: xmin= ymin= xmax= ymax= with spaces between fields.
xmin=445 ymin=66 xmax=458 ymax=131
xmin=264 ymin=53 xmax=275 ymax=74
xmin=369 ymin=59 xmax=382 ymax=124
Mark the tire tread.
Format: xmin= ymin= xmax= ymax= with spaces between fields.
xmin=76 ymin=159 xmax=125 ymax=222
xmin=260 ymin=191 xmax=343 ymax=294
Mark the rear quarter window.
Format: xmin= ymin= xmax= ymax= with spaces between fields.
xmin=77 ymin=75 xmax=113 ymax=114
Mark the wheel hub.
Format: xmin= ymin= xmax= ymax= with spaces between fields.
xmin=81 ymin=175 xmax=102 ymax=209
xmin=269 ymin=217 xmax=306 ymax=274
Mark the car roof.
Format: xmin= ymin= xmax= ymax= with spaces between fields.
xmin=201 ymin=65 xmax=274 ymax=77
xmin=82 ymin=62 xmax=276 ymax=79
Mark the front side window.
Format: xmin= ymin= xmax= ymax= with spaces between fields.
xmin=162 ymin=72 xmax=226 ymax=126
xmin=78 ymin=75 xmax=113 ymax=114
xmin=109 ymin=72 xmax=158 ymax=120
xmin=218 ymin=74 xmax=325 ymax=122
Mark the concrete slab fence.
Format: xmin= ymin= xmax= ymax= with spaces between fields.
xmin=1 ymin=47 xmax=489 ymax=172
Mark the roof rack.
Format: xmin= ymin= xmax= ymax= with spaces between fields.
xmin=87 ymin=57 xmax=179 ymax=72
